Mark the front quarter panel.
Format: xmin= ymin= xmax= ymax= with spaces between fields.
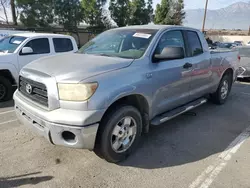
xmin=82 ymin=58 xmax=154 ymax=117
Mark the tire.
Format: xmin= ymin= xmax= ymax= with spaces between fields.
xmin=211 ymin=74 xmax=232 ymax=105
xmin=0 ymin=76 xmax=13 ymax=102
xmin=94 ymin=105 xmax=142 ymax=163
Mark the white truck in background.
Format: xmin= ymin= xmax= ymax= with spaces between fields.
xmin=0 ymin=30 xmax=31 ymax=39
xmin=0 ymin=33 xmax=78 ymax=101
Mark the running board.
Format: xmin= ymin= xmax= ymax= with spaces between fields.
xmin=151 ymin=98 xmax=207 ymax=126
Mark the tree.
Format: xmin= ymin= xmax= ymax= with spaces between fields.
xmin=16 ymin=0 xmax=54 ymax=27
xmin=0 ymin=0 xmax=9 ymax=24
xmin=154 ymin=0 xmax=185 ymax=25
xmin=54 ymin=0 xmax=83 ymax=31
xmin=154 ymin=0 xmax=173 ymax=25
xmin=171 ymin=0 xmax=185 ymax=25
xmin=129 ymin=0 xmax=150 ymax=25
xmin=109 ymin=0 xmax=130 ymax=27
xmin=102 ymin=9 xmax=114 ymax=28
xmin=146 ymin=0 xmax=154 ymax=23
xmin=10 ymin=0 xmax=17 ymax=25
xmin=81 ymin=0 xmax=106 ymax=27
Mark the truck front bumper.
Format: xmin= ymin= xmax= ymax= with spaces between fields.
xmin=14 ymin=91 xmax=105 ymax=150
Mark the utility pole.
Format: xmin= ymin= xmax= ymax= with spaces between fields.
xmin=202 ymin=0 xmax=209 ymax=33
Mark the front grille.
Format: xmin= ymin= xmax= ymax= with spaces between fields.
xmin=19 ymin=76 xmax=48 ymax=107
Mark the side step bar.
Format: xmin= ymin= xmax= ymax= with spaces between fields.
xmin=151 ymin=98 xmax=207 ymax=126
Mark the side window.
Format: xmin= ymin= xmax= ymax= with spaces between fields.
xmin=53 ymin=38 xmax=73 ymax=53
xmin=23 ymin=38 xmax=50 ymax=54
xmin=186 ymin=31 xmax=203 ymax=56
xmin=155 ymin=30 xmax=185 ymax=55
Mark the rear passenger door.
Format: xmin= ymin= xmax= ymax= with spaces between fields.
xmin=184 ymin=30 xmax=212 ymax=99
xmin=18 ymin=38 xmax=51 ymax=70
xmin=52 ymin=38 xmax=74 ymax=53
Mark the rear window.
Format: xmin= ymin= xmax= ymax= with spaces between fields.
xmin=53 ymin=38 xmax=73 ymax=53
xmin=238 ymin=48 xmax=250 ymax=57
xmin=186 ymin=31 xmax=203 ymax=56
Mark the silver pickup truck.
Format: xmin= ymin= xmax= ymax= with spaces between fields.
xmin=14 ymin=25 xmax=239 ymax=163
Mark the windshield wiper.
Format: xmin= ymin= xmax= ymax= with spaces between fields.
xmin=97 ymin=53 xmax=116 ymax=57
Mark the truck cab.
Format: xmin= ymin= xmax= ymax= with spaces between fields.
xmin=0 ymin=33 xmax=78 ymax=101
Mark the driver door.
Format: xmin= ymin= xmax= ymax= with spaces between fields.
xmin=150 ymin=30 xmax=193 ymax=116
xmin=18 ymin=38 xmax=52 ymax=70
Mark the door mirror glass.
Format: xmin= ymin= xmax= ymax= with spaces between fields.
xmin=21 ymin=47 xmax=33 ymax=54
xmin=154 ymin=47 xmax=184 ymax=62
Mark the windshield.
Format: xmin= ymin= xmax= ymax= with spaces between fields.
xmin=0 ymin=36 xmax=27 ymax=53
xmin=78 ymin=29 xmax=157 ymax=59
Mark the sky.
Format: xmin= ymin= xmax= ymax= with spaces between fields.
xmin=153 ymin=0 xmax=250 ymax=10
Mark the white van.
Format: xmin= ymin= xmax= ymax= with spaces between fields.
xmin=0 ymin=33 xmax=78 ymax=101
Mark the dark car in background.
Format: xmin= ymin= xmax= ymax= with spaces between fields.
xmin=218 ymin=42 xmax=236 ymax=49
xmin=234 ymin=41 xmax=243 ymax=47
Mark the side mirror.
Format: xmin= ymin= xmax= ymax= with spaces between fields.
xmin=153 ymin=47 xmax=184 ymax=62
xmin=21 ymin=47 xmax=33 ymax=54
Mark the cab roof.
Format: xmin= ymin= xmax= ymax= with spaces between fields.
xmin=112 ymin=24 xmax=200 ymax=32
xmin=12 ymin=32 xmax=70 ymax=38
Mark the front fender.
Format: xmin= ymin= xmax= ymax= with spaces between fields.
xmin=0 ymin=62 xmax=19 ymax=83
xmin=107 ymin=84 xmax=136 ymax=106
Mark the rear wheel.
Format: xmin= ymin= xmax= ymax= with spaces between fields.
xmin=211 ymin=74 xmax=232 ymax=104
xmin=94 ymin=105 xmax=142 ymax=163
xmin=0 ymin=76 xmax=13 ymax=102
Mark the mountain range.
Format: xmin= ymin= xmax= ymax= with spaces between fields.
xmin=185 ymin=2 xmax=250 ymax=30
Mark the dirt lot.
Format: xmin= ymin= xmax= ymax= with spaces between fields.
xmin=1 ymin=82 xmax=250 ymax=188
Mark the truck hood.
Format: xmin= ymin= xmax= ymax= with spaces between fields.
xmin=0 ymin=53 xmax=15 ymax=63
xmin=23 ymin=53 xmax=134 ymax=83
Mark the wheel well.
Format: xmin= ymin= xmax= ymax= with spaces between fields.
xmin=223 ymin=68 xmax=233 ymax=83
xmin=0 ymin=70 xmax=16 ymax=85
xmin=101 ymin=94 xmax=150 ymax=132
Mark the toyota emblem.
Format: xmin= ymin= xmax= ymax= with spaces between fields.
xmin=25 ymin=84 xmax=32 ymax=94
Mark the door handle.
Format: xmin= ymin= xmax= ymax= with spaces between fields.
xmin=146 ymin=73 xmax=153 ymax=79
xmin=183 ymin=62 xmax=193 ymax=69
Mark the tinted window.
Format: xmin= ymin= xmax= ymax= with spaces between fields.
xmin=186 ymin=31 xmax=203 ymax=56
xmin=155 ymin=30 xmax=185 ymax=55
xmin=24 ymin=38 xmax=50 ymax=54
xmin=53 ymin=38 xmax=73 ymax=52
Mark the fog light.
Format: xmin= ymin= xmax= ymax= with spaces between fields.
xmin=62 ymin=131 xmax=76 ymax=144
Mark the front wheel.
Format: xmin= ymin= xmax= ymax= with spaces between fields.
xmin=211 ymin=74 xmax=232 ymax=104
xmin=94 ymin=105 xmax=142 ymax=163
xmin=0 ymin=76 xmax=13 ymax=102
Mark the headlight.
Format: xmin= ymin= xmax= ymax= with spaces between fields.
xmin=58 ymin=83 xmax=98 ymax=101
